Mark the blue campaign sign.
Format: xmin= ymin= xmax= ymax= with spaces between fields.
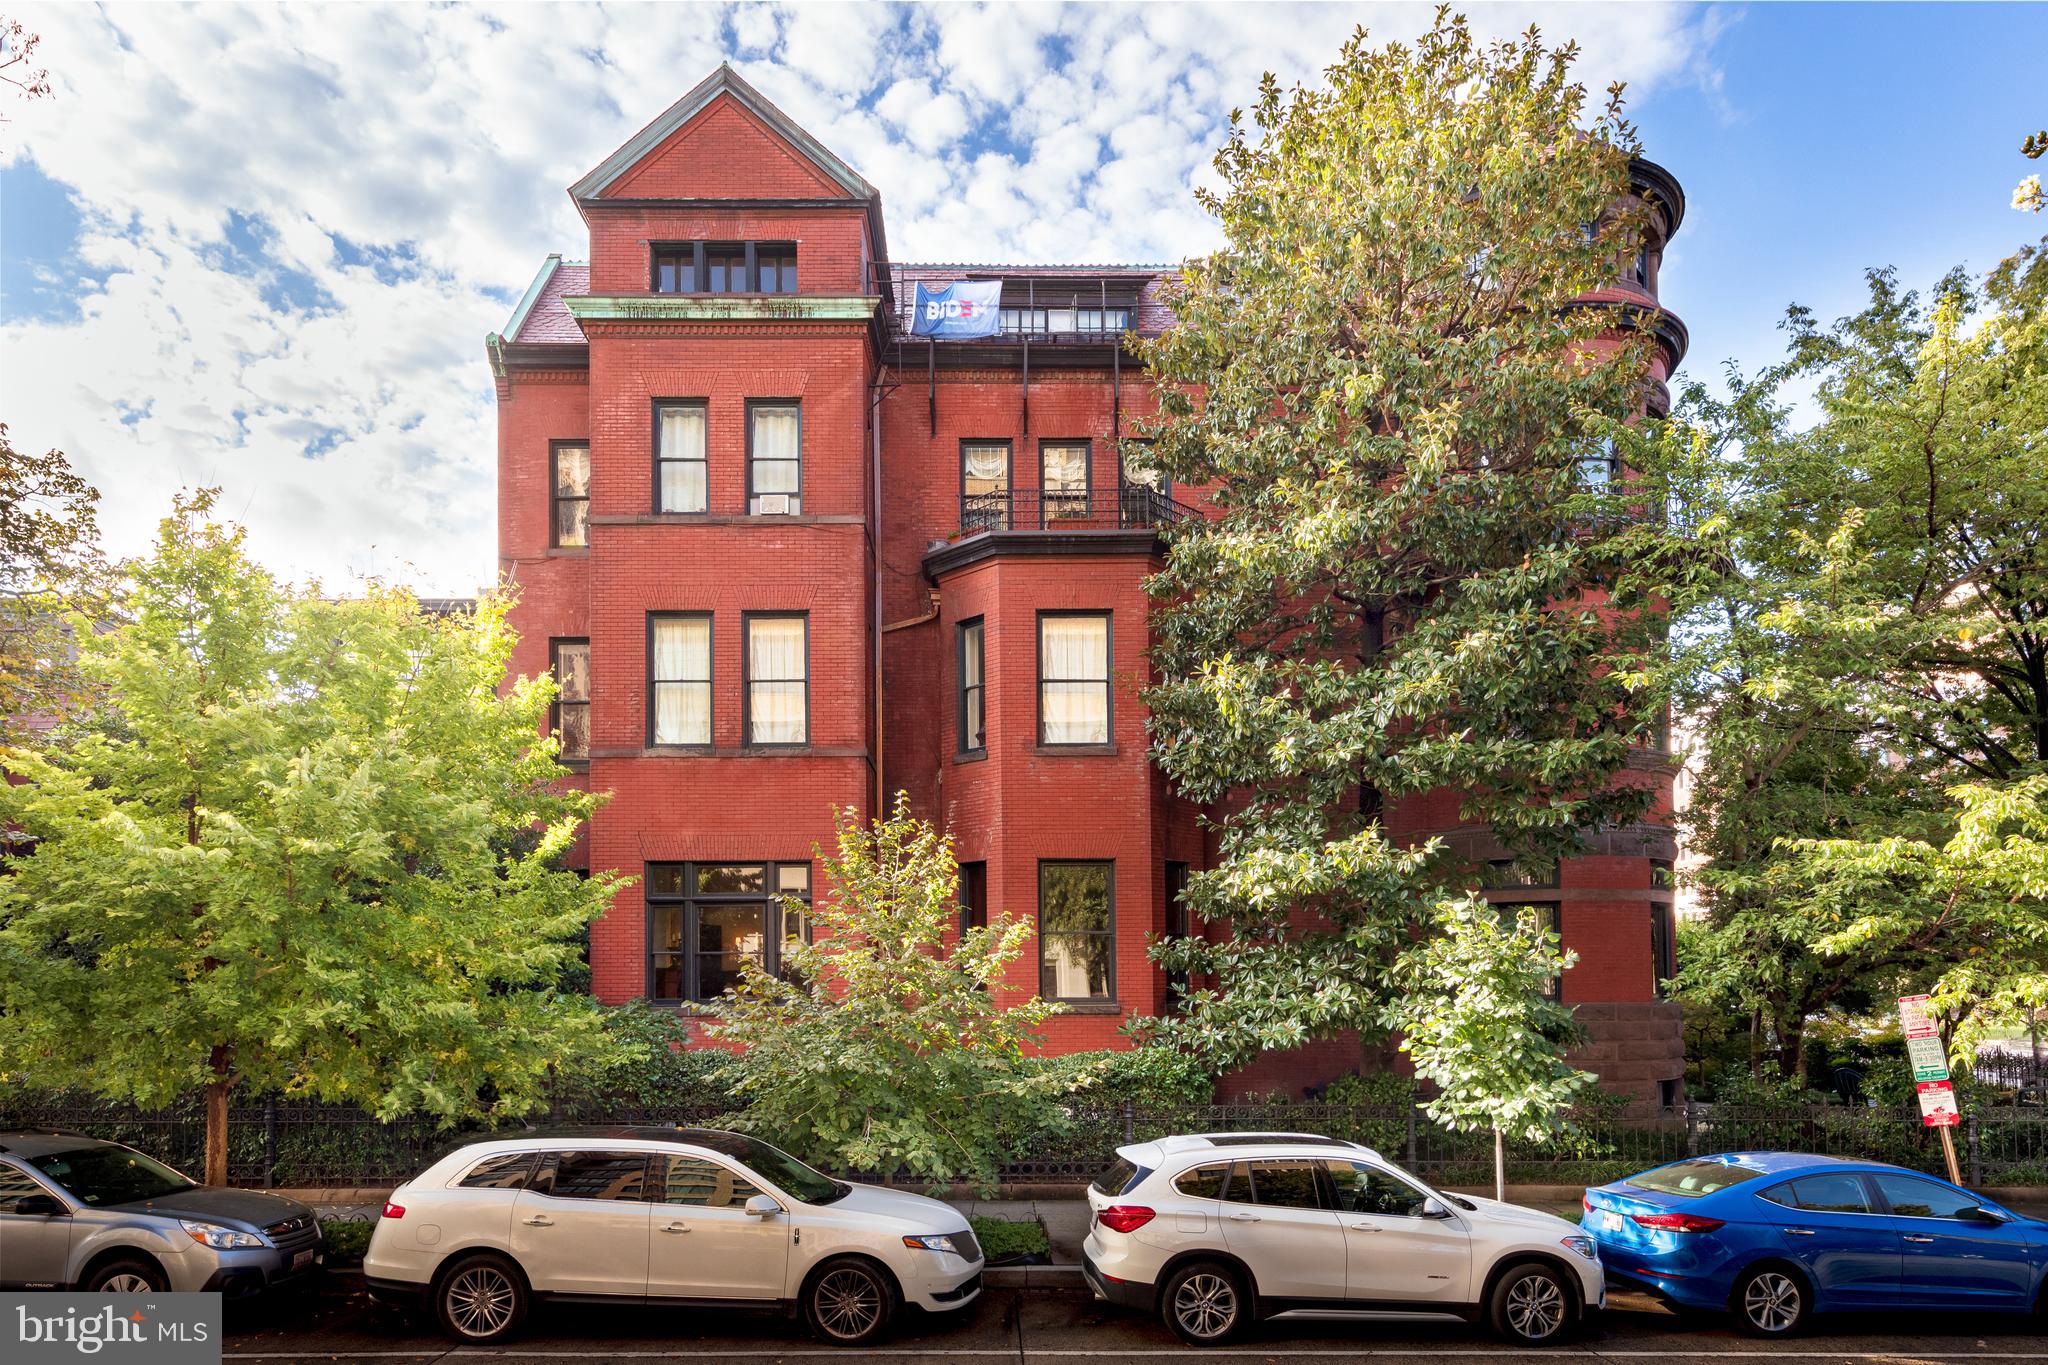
xmin=910 ymin=280 xmax=1003 ymax=338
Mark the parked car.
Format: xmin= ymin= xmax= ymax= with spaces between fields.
xmin=0 ymin=1129 xmax=324 ymax=1295
xmin=363 ymin=1126 xmax=983 ymax=1346
xmin=1582 ymin=1151 xmax=2046 ymax=1335
xmin=1081 ymin=1132 xmax=1603 ymax=1346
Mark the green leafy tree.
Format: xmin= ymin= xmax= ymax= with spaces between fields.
xmin=1660 ymin=243 xmax=2048 ymax=1079
xmin=1388 ymin=899 xmax=1590 ymax=1200
xmin=1135 ymin=12 xmax=1668 ymax=1067
xmin=0 ymin=425 xmax=109 ymax=736
xmin=707 ymin=796 xmax=1090 ymax=1194
xmin=0 ymin=494 xmax=623 ymax=1183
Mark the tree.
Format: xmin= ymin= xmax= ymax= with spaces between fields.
xmin=1135 ymin=12 xmax=1669 ymax=1068
xmin=0 ymin=494 xmax=623 ymax=1183
xmin=1388 ymin=898 xmax=1590 ymax=1200
xmin=0 ymin=425 xmax=108 ymax=736
xmin=706 ymin=795 xmax=1089 ymax=1194
xmin=2016 ymin=128 xmax=2043 ymax=214
xmin=1659 ymin=243 xmax=2048 ymax=1079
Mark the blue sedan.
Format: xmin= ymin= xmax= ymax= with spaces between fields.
xmin=1581 ymin=1152 xmax=2045 ymax=1335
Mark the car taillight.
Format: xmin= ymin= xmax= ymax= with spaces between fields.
xmin=381 ymin=1201 xmax=406 ymax=1219
xmin=1582 ymin=1193 xmax=1595 ymax=1212
xmin=1097 ymin=1205 xmax=1156 ymax=1234
xmin=1632 ymin=1211 xmax=1724 ymax=1233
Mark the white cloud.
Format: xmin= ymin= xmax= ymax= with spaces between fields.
xmin=0 ymin=0 xmax=1724 ymax=594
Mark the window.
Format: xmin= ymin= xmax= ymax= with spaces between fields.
xmin=1632 ymin=246 xmax=1651 ymax=289
xmin=1039 ymin=860 xmax=1113 ymax=1001
xmin=1092 ymin=1158 xmax=1149 ymax=1197
xmin=1483 ymin=857 xmax=1559 ymax=889
xmin=1760 ymin=1174 xmax=1874 ymax=1215
xmin=649 ymin=614 xmax=711 ymax=747
xmin=1651 ymin=904 xmax=1674 ymax=998
xmin=961 ymin=441 xmax=1010 ymax=532
xmin=957 ymin=617 xmax=985 ymax=753
xmin=1039 ymin=612 xmax=1110 ymax=745
xmin=551 ymin=442 xmax=590 ymax=548
xmin=531 ymin=1151 xmax=648 ymax=1202
xmin=653 ymin=245 xmax=697 ymax=293
xmin=1077 ymin=307 xmax=1130 ymax=335
xmin=705 ymin=243 xmax=747 ymax=293
xmin=1327 ymin=1161 xmax=1433 ymax=1217
xmin=747 ymin=401 xmax=801 ymax=515
xmin=1872 ymin=1173 xmax=1983 ymax=1220
xmin=647 ymin=861 xmax=812 ymax=1003
xmin=0 ymin=1163 xmax=51 ymax=1212
xmin=1626 ymin=1158 xmax=1763 ymax=1199
xmin=1121 ymin=439 xmax=1169 ymax=497
xmin=1497 ymin=900 xmax=1563 ymax=1000
xmin=1163 ymin=860 xmax=1191 ymax=1011
xmin=1578 ymin=436 xmax=1617 ymax=488
xmin=1040 ymin=440 xmax=1090 ymax=519
xmin=656 ymin=402 xmax=708 ymax=513
xmin=660 ymin=1156 xmax=761 ymax=1209
xmin=550 ymin=639 xmax=590 ymax=762
xmin=1232 ymin=1159 xmax=1325 ymax=1210
xmin=958 ymin=860 xmax=987 ymax=935
xmin=756 ymin=244 xmax=797 ymax=294
xmin=1173 ymin=1163 xmax=1228 ymax=1200
xmin=744 ymin=614 xmax=808 ymax=745
xmin=459 ymin=1153 xmax=537 ymax=1190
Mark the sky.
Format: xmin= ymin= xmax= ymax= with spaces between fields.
xmin=1 ymin=1 xmax=2043 ymax=596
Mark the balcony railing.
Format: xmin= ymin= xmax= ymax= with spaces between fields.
xmin=958 ymin=486 xmax=1199 ymax=536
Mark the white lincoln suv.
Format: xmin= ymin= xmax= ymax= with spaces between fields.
xmin=1082 ymin=1133 xmax=1603 ymax=1346
xmin=364 ymin=1127 xmax=984 ymax=1346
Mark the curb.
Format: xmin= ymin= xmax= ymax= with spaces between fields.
xmin=983 ymin=1264 xmax=1085 ymax=1289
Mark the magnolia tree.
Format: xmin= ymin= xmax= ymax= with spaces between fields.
xmin=1136 ymin=13 xmax=1667 ymax=1068
xmin=0 ymin=494 xmax=625 ymax=1183
xmin=707 ymin=796 xmax=1090 ymax=1194
xmin=1389 ymin=899 xmax=1591 ymax=1200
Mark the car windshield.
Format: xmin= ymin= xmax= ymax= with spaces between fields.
xmin=30 ymin=1146 xmax=196 ymax=1206
xmin=685 ymin=1132 xmax=845 ymax=1205
xmin=1626 ymin=1159 xmax=1765 ymax=1199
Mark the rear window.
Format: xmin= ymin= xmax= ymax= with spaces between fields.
xmin=1627 ymin=1159 xmax=1765 ymax=1199
xmin=1091 ymin=1158 xmax=1151 ymax=1197
xmin=457 ymin=1153 xmax=536 ymax=1190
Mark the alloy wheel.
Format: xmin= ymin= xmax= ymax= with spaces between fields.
xmin=815 ymin=1267 xmax=884 ymax=1341
xmin=1743 ymin=1272 xmax=1801 ymax=1333
xmin=446 ymin=1265 xmax=517 ymax=1339
xmin=1505 ymin=1271 xmax=1566 ymax=1341
xmin=101 ymin=1273 xmax=152 ymax=1294
xmin=1173 ymin=1272 xmax=1239 ymax=1340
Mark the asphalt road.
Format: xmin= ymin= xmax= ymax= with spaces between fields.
xmin=220 ymin=1277 xmax=2048 ymax=1364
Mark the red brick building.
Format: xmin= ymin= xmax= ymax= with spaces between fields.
xmin=490 ymin=66 xmax=1690 ymax=1102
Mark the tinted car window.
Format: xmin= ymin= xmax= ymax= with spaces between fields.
xmin=1789 ymin=1174 xmax=1873 ymax=1214
xmin=1246 ymin=1159 xmax=1324 ymax=1210
xmin=1173 ymin=1163 xmax=1228 ymax=1200
xmin=29 ymin=1146 xmax=194 ymax=1206
xmin=1872 ymin=1173 xmax=1981 ymax=1220
xmin=1626 ymin=1159 xmax=1763 ymax=1199
xmin=458 ymin=1153 xmax=536 ymax=1190
xmin=531 ymin=1151 xmax=648 ymax=1202
xmin=663 ymin=1156 xmax=761 ymax=1209
xmin=1327 ymin=1161 xmax=1431 ymax=1217
xmin=1092 ymin=1158 xmax=1148 ymax=1197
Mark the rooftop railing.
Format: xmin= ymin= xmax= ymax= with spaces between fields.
xmin=957 ymin=486 xmax=1199 ymax=537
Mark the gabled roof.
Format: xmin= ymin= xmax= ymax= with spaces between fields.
xmin=569 ymin=62 xmax=876 ymax=203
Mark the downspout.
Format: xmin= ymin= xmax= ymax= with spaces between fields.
xmin=871 ymin=369 xmax=886 ymax=820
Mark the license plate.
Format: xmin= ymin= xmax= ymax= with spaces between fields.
xmin=291 ymin=1249 xmax=315 ymax=1272
xmin=1601 ymin=1211 xmax=1625 ymax=1232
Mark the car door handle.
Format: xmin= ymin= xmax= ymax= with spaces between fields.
xmin=1348 ymin=1222 xmax=1382 ymax=1232
xmin=521 ymin=1215 xmax=553 ymax=1227
xmin=1783 ymin=1228 xmax=1816 ymax=1236
xmin=661 ymin=1221 xmax=691 ymax=1234
xmin=1904 ymin=1234 xmax=1936 ymax=1243
xmin=1227 ymin=1212 xmax=1261 ymax=1223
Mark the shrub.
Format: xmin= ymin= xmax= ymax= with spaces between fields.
xmin=969 ymin=1215 xmax=1050 ymax=1263
xmin=317 ymin=1217 xmax=373 ymax=1265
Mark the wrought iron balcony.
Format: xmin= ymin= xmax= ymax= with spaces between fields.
xmin=957 ymin=486 xmax=1199 ymax=537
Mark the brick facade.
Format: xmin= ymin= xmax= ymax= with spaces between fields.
xmin=490 ymin=66 xmax=1691 ymax=1101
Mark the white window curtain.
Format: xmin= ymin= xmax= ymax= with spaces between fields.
xmin=1042 ymin=443 xmax=1087 ymax=494
xmin=963 ymin=444 xmax=1009 ymax=494
xmin=750 ymin=404 xmax=801 ymax=511
xmin=1040 ymin=614 xmax=1109 ymax=744
xmin=660 ymin=405 xmax=707 ymax=513
xmin=653 ymin=616 xmax=711 ymax=745
xmin=748 ymin=616 xmax=807 ymax=744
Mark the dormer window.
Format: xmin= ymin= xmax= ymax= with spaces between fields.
xmin=652 ymin=242 xmax=800 ymax=294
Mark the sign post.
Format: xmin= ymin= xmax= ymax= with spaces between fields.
xmin=1898 ymin=994 xmax=1964 ymax=1184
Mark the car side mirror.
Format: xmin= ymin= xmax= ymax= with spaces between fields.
xmin=1962 ymin=1205 xmax=2006 ymax=1224
xmin=744 ymin=1194 xmax=782 ymax=1219
xmin=1420 ymin=1197 xmax=1450 ymax=1219
xmin=15 ymin=1194 xmax=66 ymax=1218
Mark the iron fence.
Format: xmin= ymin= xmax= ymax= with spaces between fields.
xmin=8 ymin=1093 xmax=2047 ymax=1191
xmin=957 ymin=486 xmax=1197 ymax=536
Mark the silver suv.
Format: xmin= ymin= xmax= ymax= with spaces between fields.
xmin=0 ymin=1131 xmax=324 ymax=1296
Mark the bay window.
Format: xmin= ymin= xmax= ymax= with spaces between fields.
xmin=1039 ymin=861 xmax=1113 ymax=1002
xmin=745 ymin=613 xmax=808 ymax=746
xmin=647 ymin=861 xmax=811 ymax=1003
xmin=1039 ymin=612 xmax=1110 ymax=745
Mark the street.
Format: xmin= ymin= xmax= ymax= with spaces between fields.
xmin=221 ymin=1279 xmax=2048 ymax=1364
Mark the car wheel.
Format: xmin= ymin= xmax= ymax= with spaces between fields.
xmin=434 ymin=1254 xmax=528 ymax=1344
xmin=1489 ymin=1261 xmax=1574 ymax=1346
xmin=804 ymin=1257 xmax=897 ymax=1346
xmin=84 ymin=1256 xmax=167 ymax=1293
xmin=1161 ymin=1260 xmax=1248 ymax=1346
xmin=1732 ymin=1264 xmax=1807 ymax=1337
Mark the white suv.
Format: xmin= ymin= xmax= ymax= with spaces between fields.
xmin=1082 ymin=1133 xmax=1603 ymax=1346
xmin=364 ymin=1127 xmax=983 ymax=1346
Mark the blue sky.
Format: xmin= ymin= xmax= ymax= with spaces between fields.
xmin=1 ymin=2 xmax=2043 ymax=594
